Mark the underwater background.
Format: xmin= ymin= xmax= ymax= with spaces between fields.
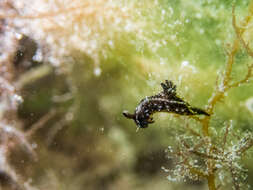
xmin=0 ymin=0 xmax=253 ymax=189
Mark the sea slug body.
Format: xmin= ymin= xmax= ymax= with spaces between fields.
xmin=123 ymin=80 xmax=209 ymax=129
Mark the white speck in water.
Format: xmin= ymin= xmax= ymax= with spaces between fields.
xmin=161 ymin=166 xmax=170 ymax=172
xmin=121 ymin=7 xmax=127 ymax=12
xmin=49 ymin=56 xmax=60 ymax=67
xmin=162 ymin=40 xmax=167 ymax=45
xmin=32 ymin=143 xmax=37 ymax=149
xmin=170 ymin=35 xmax=176 ymax=40
xmin=174 ymin=20 xmax=182 ymax=25
xmin=15 ymin=32 xmax=23 ymax=40
xmin=108 ymin=40 xmax=114 ymax=48
xmin=124 ymin=22 xmax=133 ymax=32
xmin=13 ymin=94 xmax=23 ymax=104
xmin=181 ymin=61 xmax=197 ymax=73
xmin=178 ymin=75 xmax=182 ymax=84
xmin=215 ymin=163 xmax=222 ymax=168
xmin=94 ymin=67 xmax=102 ymax=76
xmin=167 ymin=175 xmax=177 ymax=182
xmin=215 ymin=39 xmax=221 ymax=45
xmin=168 ymin=7 xmax=174 ymax=16
xmin=65 ymin=112 xmax=74 ymax=121
xmin=181 ymin=60 xmax=189 ymax=67
xmin=160 ymin=58 xmax=166 ymax=65
xmin=245 ymin=97 xmax=253 ymax=113
xmin=196 ymin=13 xmax=202 ymax=19
xmin=199 ymin=28 xmax=204 ymax=34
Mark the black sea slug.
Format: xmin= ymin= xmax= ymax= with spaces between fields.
xmin=123 ymin=80 xmax=209 ymax=129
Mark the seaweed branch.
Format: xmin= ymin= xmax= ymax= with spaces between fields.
xmin=163 ymin=4 xmax=253 ymax=190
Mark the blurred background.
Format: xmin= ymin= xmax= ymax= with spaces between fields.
xmin=0 ymin=0 xmax=253 ymax=189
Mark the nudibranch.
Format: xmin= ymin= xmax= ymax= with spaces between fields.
xmin=123 ymin=80 xmax=209 ymax=129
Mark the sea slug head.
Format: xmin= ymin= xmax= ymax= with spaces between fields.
xmin=123 ymin=110 xmax=151 ymax=128
xmin=135 ymin=118 xmax=149 ymax=128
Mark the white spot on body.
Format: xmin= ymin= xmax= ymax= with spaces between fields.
xmin=32 ymin=49 xmax=43 ymax=62
xmin=135 ymin=104 xmax=142 ymax=114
